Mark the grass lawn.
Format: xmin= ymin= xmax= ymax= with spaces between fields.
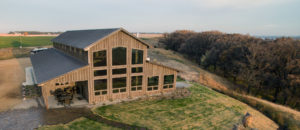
xmin=0 ymin=36 xmax=54 ymax=48
xmin=94 ymin=83 xmax=247 ymax=129
xmin=38 ymin=117 xmax=120 ymax=130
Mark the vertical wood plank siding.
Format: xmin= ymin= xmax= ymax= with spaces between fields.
xmin=41 ymin=30 xmax=177 ymax=108
xmin=40 ymin=66 xmax=89 ymax=108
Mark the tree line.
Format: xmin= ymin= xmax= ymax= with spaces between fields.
xmin=160 ymin=30 xmax=300 ymax=110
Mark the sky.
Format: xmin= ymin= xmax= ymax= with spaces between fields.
xmin=0 ymin=0 xmax=299 ymax=36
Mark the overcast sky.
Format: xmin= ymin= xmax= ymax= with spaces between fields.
xmin=0 ymin=0 xmax=299 ymax=36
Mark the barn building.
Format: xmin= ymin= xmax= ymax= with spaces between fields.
xmin=30 ymin=28 xmax=178 ymax=108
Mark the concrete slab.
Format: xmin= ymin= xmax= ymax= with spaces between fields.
xmin=12 ymin=98 xmax=39 ymax=110
xmin=48 ymin=94 xmax=88 ymax=109
xmin=22 ymin=66 xmax=36 ymax=86
xmin=176 ymin=82 xmax=191 ymax=88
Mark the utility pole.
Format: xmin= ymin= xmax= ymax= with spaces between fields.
xmin=19 ymin=33 xmax=23 ymax=48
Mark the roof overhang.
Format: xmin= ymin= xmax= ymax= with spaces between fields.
xmin=146 ymin=61 xmax=180 ymax=72
xmin=84 ymin=28 xmax=151 ymax=51
xmin=30 ymin=48 xmax=88 ymax=85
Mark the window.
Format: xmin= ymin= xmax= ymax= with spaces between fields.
xmin=94 ymin=79 xmax=107 ymax=95
xmin=112 ymin=77 xmax=127 ymax=93
xmin=93 ymin=50 xmax=107 ymax=67
xmin=163 ymin=75 xmax=174 ymax=89
xmin=94 ymin=79 xmax=107 ymax=90
xmin=112 ymin=47 xmax=127 ymax=65
xmin=76 ymin=48 xmax=80 ymax=54
xmin=79 ymin=49 xmax=83 ymax=56
xmin=95 ymin=92 xmax=100 ymax=95
xmin=94 ymin=70 xmax=107 ymax=76
xmin=71 ymin=47 xmax=74 ymax=53
xmin=131 ymin=76 xmax=142 ymax=91
xmin=112 ymin=68 xmax=126 ymax=75
xmin=53 ymin=43 xmax=57 ymax=48
xmin=132 ymin=49 xmax=143 ymax=64
xmin=147 ymin=76 xmax=159 ymax=91
xmin=66 ymin=45 xmax=70 ymax=51
xmin=132 ymin=67 xmax=143 ymax=73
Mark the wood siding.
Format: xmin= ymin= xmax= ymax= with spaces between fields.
xmin=40 ymin=30 xmax=177 ymax=108
xmin=88 ymin=30 xmax=148 ymax=103
xmin=144 ymin=62 xmax=177 ymax=95
xmin=40 ymin=66 xmax=90 ymax=108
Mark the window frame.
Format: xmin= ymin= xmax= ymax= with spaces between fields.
xmin=147 ymin=76 xmax=159 ymax=91
xmin=132 ymin=48 xmax=144 ymax=65
xmin=93 ymin=50 xmax=107 ymax=67
xmin=112 ymin=47 xmax=127 ymax=66
xmin=112 ymin=77 xmax=127 ymax=93
xmin=112 ymin=68 xmax=127 ymax=75
xmin=163 ymin=75 xmax=174 ymax=89
xmin=131 ymin=76 xmax=143 ymax=91
xmin=94 ymin=69 xmax=107 ymax=76
xmin=94 ymin=79 xmax=108 ymax=96
xmin=131 ymin=67 xmax=143 ymax=73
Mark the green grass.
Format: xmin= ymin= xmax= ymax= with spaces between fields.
xmin=0 ymin=36 xmax=54 ymax=48
xmin=94 ymin=83 xmax=247 ymax=129
xmin=38 ymin=117 xmax=120 ymax=130
xmin=176 ymin=76 xmax=185 ymax=81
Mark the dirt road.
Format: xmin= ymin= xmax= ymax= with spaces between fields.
xmin=0 ymin=58 xmax=31 ymax=112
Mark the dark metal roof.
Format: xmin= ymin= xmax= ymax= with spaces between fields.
xmin=51 ymin=28 xmax=120 ymax=49
xmin=30 ymin=48 xmax=88 ymax=84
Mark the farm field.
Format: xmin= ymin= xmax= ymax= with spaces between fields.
xmin=94 ymin=83 xmax=278 ymax=130
xmin=38 ymin=117 xmax=120 ymax=130
xmin=0 ymin=36 xmax=54 ymax=48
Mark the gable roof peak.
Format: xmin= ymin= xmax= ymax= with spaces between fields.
xmin=51 ymin=28 xmax=150 ymax=50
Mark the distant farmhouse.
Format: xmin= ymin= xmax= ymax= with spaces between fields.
xmin=30 ymin=28 xmax=178 ymax=108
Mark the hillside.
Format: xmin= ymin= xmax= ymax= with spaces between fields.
xmin=94 ymin=83 xmax=278 ymax=129
xmin=147 ymin=47 xmax=300 ymax=129
xmin=159 ymin=31 xmax=300 ymax=111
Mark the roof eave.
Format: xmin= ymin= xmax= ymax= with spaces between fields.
xmin=146 ymin=61 xmax=180 ymax=72
xmin=36 ymin=65 xmax=89 ymax=86
xmin=83 ymin=28 xmax=151 ymax=51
